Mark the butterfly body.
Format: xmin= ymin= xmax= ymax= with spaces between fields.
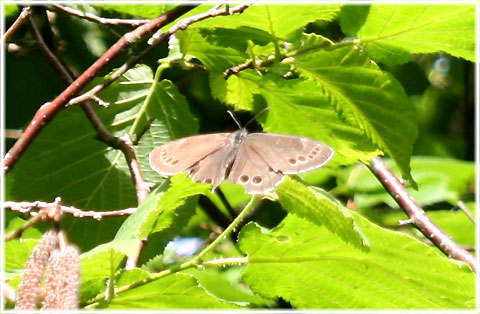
xmin=149 ymin=129 xmax=334 ymax=194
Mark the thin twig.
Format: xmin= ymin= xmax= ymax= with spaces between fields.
xmin=3 ymin=201 xmax=136 ymax=221
xmin=457 ymin=200 xmax=475 ymax=224
xmin=369 ymin=157 xmax=477 ymax=272
xmin=4 ymin=6 xmax=31 ymax=43
xmin=4 ymin=210 xmax=45 ymax=242
xmin=5 ymin=198 xmax=59 ymax=242
xmin=50 ymin=4 xmax=150 ymax=26
xmin=28 ymin=8 xmax=73 ymax=83
xmin=4 ymin=5 xmax=196 ymax=174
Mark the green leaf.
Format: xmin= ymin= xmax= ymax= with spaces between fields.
xmin=8 ymin=65 xmax=199 ymax=251
xmin=5 ymin=239 xmax=39 ymax=271
xmin=259 ymin=75 xmax=381 ymax=166
xmin=289 ymin=33 xmax=333 ymax=55
xmin=193 ymin=5 xmax=342 ymax=41
xmin=294 ymin=46 xmax=417 ymax=185
xmin=185 ymin=268 xmax=269 ymax=307
xmin=93 ymin=174 xmax=209 ymax=263
xmin=116 ymin=268 xmax=151 ymax=286
xmin=80 ymin=248 xmax=125 ymax=302
xmin=339 ymin=5 xmax=370 ymax=36
xmin=199 ymin=27 xmax=272 ymax=53
xmin=225 ymin=70 xmax=260 ymax=111
xmin=177 ymin=29 xmax=246 ymax=72
xmin=357 ymin=5 xmax=476 ymax=64
xmin=95 ymin=4 xmax=175 ymax=19
xmin=239 ymin=214 xmax=475 ymax=309
xmin=138 ymin=174 xmax=209 ymax=238
xmin=277 ymin=177 xmax=369 ymax=251
xmin=107 ymin=273 xmax=238 ymax=309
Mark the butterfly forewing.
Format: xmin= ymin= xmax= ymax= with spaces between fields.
xmin=227 ymin=141 xmax=284 ymax=194
xmin=149 ymin=133 xmax=233 ymax=175
xmin=246 ymin=133 xmax=334 ymax=174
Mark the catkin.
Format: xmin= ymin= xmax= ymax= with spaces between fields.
xmin=41 ymin=246 xmax=80 ymax=310
xmin=14 ymin=230 xmax=58 ymax=310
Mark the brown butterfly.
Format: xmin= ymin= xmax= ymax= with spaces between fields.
xmin=149 ymin=126 xmax=334 ymax=194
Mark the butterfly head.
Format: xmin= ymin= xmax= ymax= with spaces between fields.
xmin=233 ymin=128 xmax=248 ymax=147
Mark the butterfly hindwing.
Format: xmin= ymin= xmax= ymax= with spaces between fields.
xmin=246 ymin=133 xmax=334 ymax=175
xmin=149 ymin=133 xmax=233 ymax=175
xmin=227 ymin=142 xmax=284 ymax=194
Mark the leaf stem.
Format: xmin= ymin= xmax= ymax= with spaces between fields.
xmin=83 ymin=196 xmax=260 ymax=309
xmin=192 ymin=196 xmax=259 ymax=264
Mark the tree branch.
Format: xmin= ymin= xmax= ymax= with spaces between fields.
xmin=3 ymin=200 xmax=136 ymax=221
xmin=49 ymin=4 xmax=150 ymax=26
xmin=3 ymin=5 xmax=196 ymax=174
xmin=4 ymin=6 xmax=31 ymax=43
xmin=369 ymin=157 xmax=477 ymax=272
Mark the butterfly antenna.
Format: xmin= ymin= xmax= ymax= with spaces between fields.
xmin=227 ymin=110 xmax=243 ymax=128
xmin=245 ymin=107 xmax=270 ymax=127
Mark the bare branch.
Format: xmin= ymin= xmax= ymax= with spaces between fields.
xmin=81 ymin=105 xmax=149 ymax=203
xmin=4 ymin=6 xmax=31 ymax=43
xmin=119 ymin=134 xmax=150 ymax=203
xmin=3 ymin=201 xmax=136 ymax=221
xmin=369 ymin=157 xmax=477 ymax=272
xmin=49 ymin=4 xmax=150 ymax=26
xmin=28 ymin=13 xmax=72 ymax=83
xmin=4 ymin=5 xmax=196 ymax=174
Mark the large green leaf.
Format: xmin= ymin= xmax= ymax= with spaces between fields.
xmin=106 ymin=273 xmax=238 ymax=309
xmin=86 ymin=174 xmax=209 ymax=264
xmin=294 ymin=46 xmax=417 ymax=184
xmin=277 ymin=177 xmax=369 ymax=251
xmin=8 ymin=65 xmax=198 ymax=250
xmin=356 ymin=5 xmax=476 ymax=64
xmin=239 ymin=214 xmax=474 ymax=309
xmin=193 ymin=4 xmax=342 ymax=41
xmin=259 ymin=75 xmax=381 ymax=166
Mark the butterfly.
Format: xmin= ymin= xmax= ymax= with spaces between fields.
xmin=149 ymin=127 xmax=334 ymax=194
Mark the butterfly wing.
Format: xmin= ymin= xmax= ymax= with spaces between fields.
xmin=227 ymin=142 xmax=284 ymax=194
xmin=189 ymin=142 xmax=238 ymax=190
xmin=149 ymin=133 xmax=233 ymax=175
xmin=246 ymin=133 xmax=334 ymax=174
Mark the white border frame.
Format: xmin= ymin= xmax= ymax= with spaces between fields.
xmin=1 ymin=1 xmax=478 ymax=313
